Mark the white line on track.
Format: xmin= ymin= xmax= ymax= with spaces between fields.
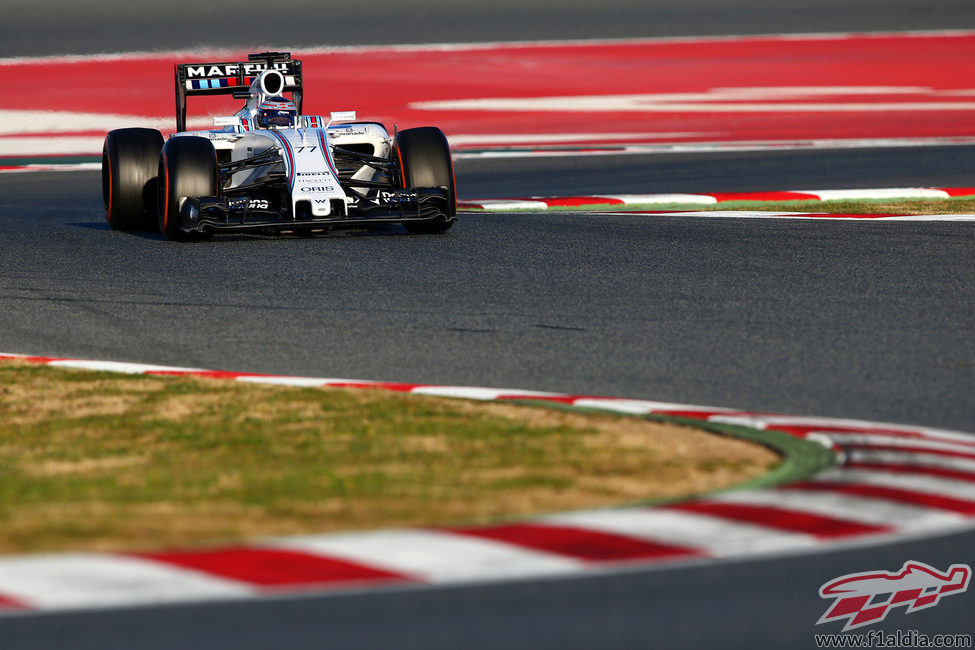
xmin=623 ymin=211 xmax=975 ymax=222
xmin=844 ymin=450 xmax=975 ymax=474
xmin=541 ymin=508 xmax=820 ymax=557
xmin=821 ymin=434 xmax=975 ymax=456
xmin=812 ymin=468 xmax=975 ymax=501
xmin=0 ymin=554 xmax=253 ymax=610
xmin=3 ymin=336 xmax=975 ymax=613
xmin=3 ymin=29 xmax=974 ymax=65
xmin=707 ymin=490 xmax=966 ymax=530
xmin=270 ymin=530 xmax=586 ymax=584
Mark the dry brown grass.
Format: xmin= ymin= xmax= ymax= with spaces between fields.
xmin=0 ymin=360 xmax=779 ymax=554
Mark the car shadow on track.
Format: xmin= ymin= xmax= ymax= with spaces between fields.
xmin=68 ymin=222 xmax=428 ymax=241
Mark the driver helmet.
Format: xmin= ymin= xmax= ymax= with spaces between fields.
xmin=257 ymin=96 xmax=297 ymax=128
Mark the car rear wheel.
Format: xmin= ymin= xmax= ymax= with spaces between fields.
xmin=102 ymin=128 xmax=164 ymax=231
xmin=395 ymin=127 xmax=456 ymax=234
xmin=158 ymin=136 xmax=218 ymax=241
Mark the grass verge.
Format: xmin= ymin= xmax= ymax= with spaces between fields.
xmin=463 ymin=197 xmax=975 ymax=215
xmin=0 ymin=361 xmax=802 ymax=555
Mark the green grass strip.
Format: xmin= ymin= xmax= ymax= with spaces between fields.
xmin=506 ymin=400 xmax=837 ymax=508
xmin=0 ymin=362 xmax=789 ymax=553
xmin=654 ymin=416 xmax=836 ymax=494
xmin=461 ymin=196 xmax=975 ymax=215
xmin=0 ymin=156 xmax=100 ymax=167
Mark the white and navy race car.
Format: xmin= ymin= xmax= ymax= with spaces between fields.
xmin=102 ymin=52 xmax=456 ymax=240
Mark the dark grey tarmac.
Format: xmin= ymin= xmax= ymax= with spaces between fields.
xmin=1 ymin=148 xmax=974 ymax=648
xmin=3 ymin=0 xmax=975 ymax=58
xmin=2 ymin=149 xmax=974 ymax=431
xmin=2 ymin=1 xmax=975 ymax=647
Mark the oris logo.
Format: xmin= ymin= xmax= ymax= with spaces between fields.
xmin=300 ymin=186 xmax=335 ymax=193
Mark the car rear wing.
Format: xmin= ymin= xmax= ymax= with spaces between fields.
xmin=174 ymin=51 xmax=303 ymax=132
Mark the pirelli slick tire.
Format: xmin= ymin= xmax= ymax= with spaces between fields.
xmin=395 ymin=127 xmax=456 ymax=234
xmin=158 ymin=136 xmax=218 ymax=242
xmin=102 ymin=128 xmax=164 ymax=231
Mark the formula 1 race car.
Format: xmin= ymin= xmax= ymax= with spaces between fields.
xmin=102 ymin=52 xmax=456 ymax=240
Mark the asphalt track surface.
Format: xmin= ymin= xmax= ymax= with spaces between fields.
xmin=3 ymin=0 xmax=974 ymax=57
xmin=3 ymin=1 xmax=975 ymax=648
xmin=2 ymin=147 xmax=975 ymax=648
xmin=2 ymin=149 xmax=975 ymax=429
xmin=2 ymin=147 xmax=975 ymax=438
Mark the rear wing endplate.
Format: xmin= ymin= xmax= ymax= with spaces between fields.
xmin=174 ymin=51 xmax=303 ymax=132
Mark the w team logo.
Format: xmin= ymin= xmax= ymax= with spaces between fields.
xmin=817 ymin=561 xmax=971 ymax=631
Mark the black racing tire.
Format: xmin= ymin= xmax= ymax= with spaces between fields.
xmin=102 ymin=128 xmax=164 ymax=231
xmin=395 ymin=126 xmax=456 ymax=234
xmin=158 ymin=136 xmax=218 ymax=241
